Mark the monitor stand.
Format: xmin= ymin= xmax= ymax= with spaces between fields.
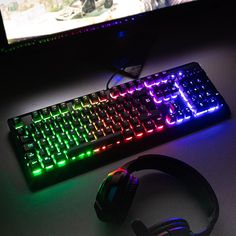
xmin=90 ymin=25 xmax=156 ymax=79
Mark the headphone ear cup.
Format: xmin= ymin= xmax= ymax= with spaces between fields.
xmin=118 ymin=174 xmax=139 ymax=221
xmin=94 ymin=169 xmax=138 ymax=222
xmin=149 ymin=218 xmax=192 ymax=236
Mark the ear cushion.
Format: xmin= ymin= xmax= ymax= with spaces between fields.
xmin=94 ymin=168 xmax=138 ymax=222
xmin=149 ymin=218 xmax=192 ymax=236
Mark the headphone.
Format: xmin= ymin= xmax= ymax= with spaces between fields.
xmin=94 ymin=154 xmax=219 ymax=236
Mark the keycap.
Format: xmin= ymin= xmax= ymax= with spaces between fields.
xmin=20 ymin=135 xmax=33 ymax=144
xmin=29 ymin=160 xmax=42 ymax=174
xmin=98 ymin=90 xmax=108 ymax=101
xmin=134 ymin=124 xmax=145 ymax=133
xmin=32 ymin=111 xmax=41 ymax=121
xmin=90 ymin=93 xmax=99 ymax=104
xmin=23 ymin=143 xmax=36 ymax=152
xmin=143 ymin=120 xmax=155 ymax=131
xmin=112 ymin=124 xmax=122 ymax=132
xmin=110 ymin=87 xmax=120 ymax=98
xmin=87 ymin=132 xmax=96 ymax=141
xmin=25 ymin=152 xmax=36 ymax=160
xmin=121 ymin=120 xmax=130 ymax=129
xmin=95 ymin=130 xmax=104 ymax=138
xmin=54 ymin=153 xmax=67 ymax=165
xmin=67 ymin=132 xmax=123 ymax=158
xmin=60 ymin=103 xmax=68 ymax=113
xmin=123 ymin=128 xmax=134 ymax=138
xmin=51 ymin=105 xmax=60 ymax=115
xmin=82 ymin=96 xmax=90 ymax=106
xmin=42 ymin=157 xmax=54 ymax=169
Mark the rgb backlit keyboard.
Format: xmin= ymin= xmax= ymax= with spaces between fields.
xmin=8 ymin=62 xmax=231 ymax=190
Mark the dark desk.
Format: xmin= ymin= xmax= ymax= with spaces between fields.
xmin=0 ymin=7 xmax=236 ymax=236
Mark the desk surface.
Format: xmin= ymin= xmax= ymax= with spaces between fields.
xmin=0 ymin=9 xmax=236 ymax=236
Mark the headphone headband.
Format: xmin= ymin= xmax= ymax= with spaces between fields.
xmin=121 ymin=154 xmax=219 ymax=236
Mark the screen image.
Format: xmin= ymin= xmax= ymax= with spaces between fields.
xmin=0 ymin=0 xmax=194 ymax=44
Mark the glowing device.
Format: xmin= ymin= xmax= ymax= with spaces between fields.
xmin=8 ymin=62 xmax=230 ymax=190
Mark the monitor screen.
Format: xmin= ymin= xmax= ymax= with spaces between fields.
xmin=0 ymin=0 xmax=195 ymax=45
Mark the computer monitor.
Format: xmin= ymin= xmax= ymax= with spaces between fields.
xmin=0 ymin=0 xmax=213 ymax=77
xmin=0 ymin=1 xmax=200 ymax=50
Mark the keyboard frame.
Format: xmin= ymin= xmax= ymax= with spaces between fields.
xmin=8 ymin=62 xmax=231 ymax=190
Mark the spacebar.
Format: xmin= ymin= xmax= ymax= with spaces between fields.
xmin=67 ymin=132 xmax=123 ymax=158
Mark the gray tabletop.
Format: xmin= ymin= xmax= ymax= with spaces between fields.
xmin=0 ymin=14 xmax=236 ymax=236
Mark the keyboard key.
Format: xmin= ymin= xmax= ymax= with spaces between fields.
xmin=166 ymin=114 xmax=177 ymax=125
xmin=54 ymin=153 xmax=67 ymax=164
xmin=76 ymin=135 xmax=85 ymax=143
xmin=42 ymin=157 xmax=54 ymax=169
xmin=59 ymin=142 xmax=66 ymax=150
xmin=95 ymin=130 xmax=104 ymax=138
xmin=134 ymin=124 xmax=144 ymax=134
xmin=89 ymin=93 xmax=99 ymax=104
xmin=153 ymin=116 xmax=164 ymax=127
xmin=98 ymin=110 xmax=106 ymax=119
xmin=82 ymin=96 xmax=90 ymax=106
xmin=68 ymin=139 xmax=76 ymax=148
xmin=51 ymin=105 xmax=60 ymax=115
xmin=72 ymin=98 xmax=81 ymax=110
xmin=77 ymin=126 xmax=86 ymax=134
xmin=41 ymin=108 xmax=50 ymax=118
xmin=123 ymin=102 xmax=132 ymax=111
xmin=107 ymin=107 xmax=116 ymax=116
xmin=130 ymin=117 xmax=139 ymax=126
xmin=40 ymin=138 xmax=48 ymax=147
xmin=39 ymin=149 xmax=47 ymax=157
xmin=16 ymin=127 xmax=25 ymax=135
xmin=29 ymin=160 xmax=42 ymax=174
xmin=20 ymin=135 xmax=33 ymax=144
xmin=48 ymin=146 xmax=56 ymax=155
xmin=25 ymin=152 xmax=36 ymax=160
xmin=32 ymin=111 xmax=41 ymax=121
xmin=89 ymin=113 xmax=99 ymax=121
xmin=86 ymin=123 xmax=96 ymax=132
xmin=104 ymin=117 xmax=113 ymax=126
xmin=104 ymin=127 xmax=113 ymax=135
xmin=71 ymin=119 xmax=80 ymax=127
xmin=116 ymin=96 xmax=125 ymax=104
xmin=138 ymin=105 xmax=148 ymax=114
xmin=115 ymin=104 xmax=124 ymax=113
xmin=121 ymin=112 xmax=130 ymax=120
xmin=183 ymin=107 xmax=192 ymax=118
xmin=67 ymin=132 xmax=123 ymax=159
xmin=80 ymin=116 xmax=90 ymax=124
xmin=141 ymin=96 xmax=156 ymax=110
xmin=143 ymin=120 xmax=155 ymax=131
xmin=123 ymin=128 xmax=134 ymax=138
xmin=112 ymin=124 xmax=122 ymax=132
xmin=121 ymin=120 xmax=130 ymax=129
xmin=98 ymin=90 xmax=108 ymax=102
xmin=60 ymin=103 xmax=68 ymax=113
xmin=87 ymin=132 xmax=96 ymax=141
xmin=139 ymin=110 xmax=160 ymax=122
xmin=112 ymin=115 xmax=121 ymax=123
xmin=110 ymin=87 xmax=120 ymax=98
xmin=117 ymin=84 xmax=127 ymax=94
xmin=23 ymin=143 xmax=36 ymax=152
xmin=130 ymin=109 xmax=139 ymax=117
